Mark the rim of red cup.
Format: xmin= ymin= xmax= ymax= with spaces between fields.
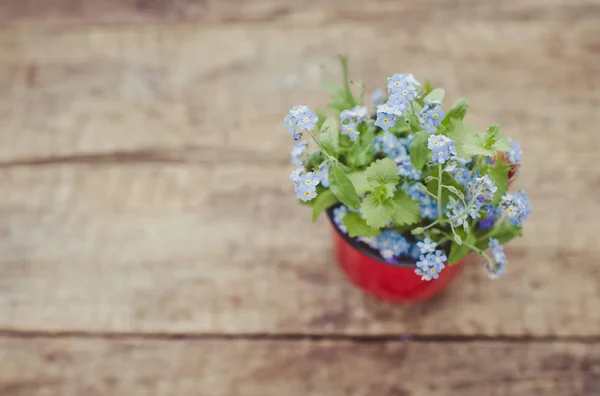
xmin=326 ymin=205 xmax=418 ymax=268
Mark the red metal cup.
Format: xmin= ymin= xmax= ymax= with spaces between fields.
xmin=328 ymin=213 xmax=468 ymax=303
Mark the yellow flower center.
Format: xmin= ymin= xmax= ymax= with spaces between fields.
xmin=383 ymin=119 xmax=389 ymax=123
xmin=304 ymin=191 xmax=310 ymax=196
xmin=430 ymin=268 xmax=436 ymax=274
xmin=433 ymin=141 xmax=439 ymax=146
xmin=395 ymin=82 xmax=400 ymax=87
xmin=457 ymin=172 xmax=462 ymax=177
xmin=432 ymin=114 xmax=439 ymax=119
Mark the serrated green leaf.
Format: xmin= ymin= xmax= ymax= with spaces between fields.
xmin=347 ymin=171 xmax=369 ymax=195
xmin=311 ymin=190 xmax=339 ymax=222
xmin=409 ymin=132 xmax=430 ymax=170
xmin=442 ymin=98 xmax=468 ymax=127
xmin=446 ymin=120 xmax=495 ymax=158
xmin=476 ymin=222 xmax=523 ymax=249
xmin=366 ymin=158 xmax=399 ymax=187
xmin=484 ymin=125 xmax=511 ymax=152
xmin=448 ymin=232 xmax=476 ymax=264
xmin=319 ymin=117 xmax=339 ymax=156
xmin=425 ymin=88 xmax=445 ymax=103
xmin=483 ymin=160 xmax=510 ymax=204
xmin=360 ymin=194 xmax=395 ymax=228
xmin=328 ymin=165 xmax=360 ymax=210
xmin=391 ymin=192 xmax=421 ymax=226
xmin=343 ymin=212 xmax=380 ymax=237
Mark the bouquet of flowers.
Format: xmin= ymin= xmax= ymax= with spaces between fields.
xmin=284 ymin=57 xmax=530 ymax=281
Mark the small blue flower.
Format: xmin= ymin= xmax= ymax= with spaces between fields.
xmin=419 ymin=101 xmax=445 ymax=133
xmin=428 ymin=135 xmax=456 ymax=164
xmin=417 ymin=238 xmax=437 ymax=254
xmin=285 ymin=105 xmax=318 ymax=140
xmin=387 ymin=73 xmax=420 ymax=98
xmin=374 ymin=112 xmax=397 ymax=131
xmin=420 ymin=203 xmax=438 ymax=219
xmin=467 ymin=200 xmax=483 ymax=219
xmin=478 ymin=204 xmax=501 ymax=229
xmin=398 ymin=133 xmax=414 ymax=149
xmin=386 ymin=94 xmax=408 ymax=116
xmin=408 ymin=244 xmax=421 ymax=260
xmin=415 ymin=251 xmax=445 ymax=281
xmin=296 ymin=184 xmax=317 ymax=201
xmin=341 ymin=105 xmax=369 ymax=125
xmin=506 ymin=140 xmax=522 ymax=164
xmin=455 ymin=157 xmax=472 ymax=166
xmin=371 ymin=88 xmax=385 ymax=106
xmin=341 ymin=122 xmax=360 ymax=142
xmin=396 ymin=156 xmax=421 ymax=180
xmin=453 ymin=167 xmax=472 ymax=186
xmin=315 ymin=162 xmax=330 ymax=188
xmin=500 ymin=190 xmax=531 ymax=226
xmin=374 ymin=132 xmax=406 ymax=158
xmin=298 ymin=172 xmax=320 ymax=189
xmin=486 ymin=238 xmax=507 ymax=279
xmin=333 ymin=205 xmax=349 ymax=233
xmin=468 ymin=175 xmax=497 ymax=203
xmin=290 ymin=141 xmax=308 ymax=167
xmin=447 ymin=201 xmax=468 ymax=226
xmin=289 ymin=167 xmax=303 ymax=183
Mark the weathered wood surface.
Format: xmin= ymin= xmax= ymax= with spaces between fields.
xmin=0 ymin=1 xmax=600 ymax=394
xmin=0 ymin=163 xmax=598 ymax=336
xmin=0 ymin=14 xmax=599 ymax=335
xmin=0 ymin=0 xmax=599 ymax=24
xmin=1 ymin=337 xmax=599 ymax=396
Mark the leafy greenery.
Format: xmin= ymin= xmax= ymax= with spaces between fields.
xmin=343 ymin=212 xmax=380 ymax=237
xmin=409 ymin=132 xmax=429 ymax=170
xmin=311 ymin=189 xmax=339 ymax=222
xmin=476 ymin=222 xmax=522 ymax=249
xmin=391 ymin=192 xmax=421 ymax=226
xmin=328 ymin=165 xmax=360 ymax=210
xmin=366 ymin=158 xmax=399 ymax=187
xmin=482 ymin=160 xmax=510 ymax=204
xmin=442 ymin=98 xmax=468 ymax=127
xmin=319 ymin=117 xmax=339 ymax=156
xmin=449 ymin=232 xmax=476 ymax=264
xmin=425 ymin=88 xmax=445 ymax=103
xmin=360 ymin=194 xmax=395 ymax=228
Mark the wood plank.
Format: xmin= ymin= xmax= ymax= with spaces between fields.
xmin=0 ymin=18 xmax=598 ymax=163
xmin=0 ymin=337 xmax=598 ymax=396
xmin=0 ymin=0 xmax=599 ymax=25
xmin=0 ymin=163 xmax=598 ymax=336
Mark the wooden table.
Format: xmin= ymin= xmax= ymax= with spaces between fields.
xmin=0 ymin=1 xmax=599 ymax=395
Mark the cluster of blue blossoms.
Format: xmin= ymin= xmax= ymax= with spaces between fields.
xmin=500 ymin=190 xmax=531 ymax=226
xmin=428 ymin=134 xmax=457 ymax=164
xmin=283 ymin=70 xmax=531 ymax=282
xmin=374 ymin=74 xmax=420 ymax=131
xmin=340 ymin=105 xmax=369 ymax=142
xmin=415 ymin=238 xmax=447 ymax=281
xmin=284 ymin=105 xmax=318 ymax=141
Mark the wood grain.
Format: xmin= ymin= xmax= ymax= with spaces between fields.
xmin=1 ymin=337 xmax=599 ymax=396
xmin=0 ymin=0 xmax=599 ymax=25
xmin=0 ymin=3 xmax=599 ymax=336
xmin=0 ymin=163 xmax=598 ymax=336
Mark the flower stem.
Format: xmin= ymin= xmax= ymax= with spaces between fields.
xmin=308 ymin=131 xmax=336 ymax=163
xmin=437 ymin=164 xmax=443 ymax=220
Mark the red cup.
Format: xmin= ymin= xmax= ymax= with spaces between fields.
xmin=328 ymin=215 xmax=468 ymax=303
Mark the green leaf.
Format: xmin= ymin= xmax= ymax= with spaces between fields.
xmin=360 ymin=194 xmax=395 ymax=228
xmin=446 ymin=120 xmax=495 ymax=158
xmin=366 ymin=158 xmax=399 ymax=187
xmin=425 ymin=88 xmax=445 ymax=103
xmin=442 ymin=98 xmax=468 ymax=127
xmin=477 ymin=221 xmax=522 ymax=249
xmin=347 ymin=171 xmax=369 ymax=195
xmin=339 ymin=55 xmax=357 ymax=107
xmin=328 ymin=165 xmax=360 ymax=210
xmin=483 ymin=160 xmax=510 ymax=204
xmin=409 ymin=132 xmax=430 ymax=170
xmin=484 ymin=125 xmax=511 ymax=152
xmin=319 ymin=117 xmax=339 ymax=156
xmin=346 ymin=127 xmax=374 ymax=168
xmin=448 ymin=232 xmax=476 ymax=264
xmin=343 ymin=212 xmax=380 ymax=237
xmin=391 ymin=192 xmax=421 ymax=226
xmin=311 ymin=190 xmax=339 ymax=222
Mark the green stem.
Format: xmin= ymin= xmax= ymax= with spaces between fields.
xmin=437 ymin=165 xmax=443 ymax=220
xmin=308 ymin=131 xmax=336 ymax=163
